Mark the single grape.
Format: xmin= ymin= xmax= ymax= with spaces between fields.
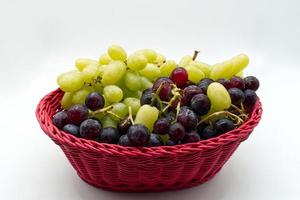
xmin=134 ymin=105 xmax=159 ymax=131
xmin=63 ymin=124 xmax=80 ymax=137
xmin=165 ymin=139 xmax=177 ymax=146
xmin=170 ymin=67 xmax=188 ymax=88
xmin=117 ymin=116 xmax=132 ymax=135
xmin=107 ymin=44 xmax=127 ymax=61
xmin=169 ymin=123 xmax=186 ymax=142
xmin=197 ymin=78 xmax=214 ymax=94
xmin=102 ymin=61 xmax=126 ymax=85
xmin=215 ymin=118 xmax=235 ymax=135
xmin=110 ymin=102 xmax=128 ymax=121
xmin=118 ymin=134 xmax=130 ymax=146
xmin=183 ymin=131 xmax=201 ymax=143
xmin=85 ymin=92 xmax=105 ymax=111
xmin=79 ymin=119 xmax=101 ymax=140
xmin=140 ymin=76 xmax=153 ymax=91
xmin=244 ymin=76 xmax=260 ymax=91
xmin=61 ymin=92 xmax=73 ymax=109
xmin=227 ymin=76 xmax=245 ymax=90
xmin=75 ymin=58 xmax=98 ymax=71
xmin=160 ymin=60 xmax=177 ymax=77
xmin=72 ymin=87 xmax=94 ymax=105
xmin=140 ymin=89 xmax=153 ymax=105
xmin=231 ymin=54 xmax=249 ymax=75
xmin=127 ymin=124 xmax=150 ymax=146
xmin=100 ymin=115 xmax=117 ymax=128
xmin=181 ymin=85 xmax=202 ymax=105
xmin=52 ymin=111 xmax=69 ymax=129
xmin=98 ymin=53 xmax=113 ymax=65
xmin=97 ymin=65 xmax=108 ymax=77
xmin=57 ymin=70 xmax=84 ymax=92
xmin=152 ymin=77 xmax=174 ymax=101
xmin=153 ymin=118 xmax=170 ymax=135
xmin=122 ymin=87 xmax=141 ymax=99
xmin=228 ymin=88 xmax=245 ymax=106
xmin=103 ymin=85 xmax=123 ymax=103
xmin=127 ymin=53 xmax=148 ymax=71
xmin=164 ymin=112 xmax=176 ymax=123
xmin=243 ymin=89 xmax=258 ymax=109
xmin=200 ymin=125 xmax=217 ymax=140
xmin=124 ymin=70 xmax=142 ymax=91
xmin=139 ymin=64 xmax=160 ymax=81
xmin=67 ymin=104 xmax=89 ymax=125
xmin=81 ymin=63 xmax=99 ymax=83
xmin=147 ymin=134 xmax=163 ymax=147
xmin=185 ymin=65 xmax=205 ymax=83
xmin=135 ymin=49 xmax=157 ymax=63
xmin=123 ymin=97 xmax=140 ymax=116
xmin=207 ymin=82 xmax=231 ymax=111
xmin=99 ymin=127 xmax=120 ymax=144
xmin=177 ymin=107 xmax=198 ymax=131
xmin=209 ymin=61 xmax=234 ymax=80
xmin=190 ymin=94 xmax=211 ymax=115
xmin=179 ymin=55 xmax=193 ymax=67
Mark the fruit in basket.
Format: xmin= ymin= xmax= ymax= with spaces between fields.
xmin=52 ymin=45 xmax=260 ymax=147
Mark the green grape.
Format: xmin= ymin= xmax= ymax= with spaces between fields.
xmin=140 ymin=76 xmax=153 ymax=91
xmin=160 ymin=60 xmax=177 ymax=77
xmin=75 ymin=58 xmax=98 ymax=71
xmin=207 ymin=82 xmax=231 ymax=111
xmin=110 ymin=102 xmax=128 ymax=121
xmin=155 ymin=53 xmax=166 ymax=65
xmin=103 ymin=85 xmax=123 ymax=103
xmin=72 ymin=86 xmax=94 ymax=105
xmin=61 ymin=92 xmax=73 ymax=109
xmin=124 ymin=70 xmax=142 ymax=91
xmin=139 ymin=64 xmax=160 ymax=81
xmin=100 ymin=115 xmax=117 ymax=128
xmin=135 ymin=49 xmax=157 ymax=63
xmin=160 ymin=134 xmax=170 ymax=143
xmin=185 ymin=65 xmax=205 ymax=83
xmin=179 ymin=55 xmax=193 ymax=67
xmin=57 ymin=70 xmax=84 ymax=92
xmin=209 ymin=61 xmax=234 ymax=80
xmin=122 ymin=87 xmax=141 ymax=99
xmin=97 ymin=65 xmax=108 ymax=77
xmin=102 ymin=61 xmax=126 ymax=85
xmin=93 ymin=112 xmax=105 ymax=121
xmin=99 ymin=53 xmax=113 ymax=65
xmin=127 ymin=53 xmax=148 ymax=71
xmin=123 ymin=97 xmax=141 ymax=116
xmin=231 ymin=54 xmax=249 ymax=76
xmin=188 ymin=61 xmax=211 ymax=77
xmin=107 ymin=44 xmax=127 ymax=61
xmin=103 ymin=95 xmax=111 ymax=107
xmin=134 ymin=105 xmax=159 ymax=131
xmin=235 ymin=71 xmax=244 ymax=78
xmin=81 ymin=63 xmax=99 ymax=83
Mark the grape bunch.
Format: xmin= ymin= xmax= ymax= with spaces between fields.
xmin=53 ymin=45 xmax=260 ymax=147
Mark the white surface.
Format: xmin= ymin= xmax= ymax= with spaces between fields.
xmin=0 ymin=0 xmax=299 ymax=199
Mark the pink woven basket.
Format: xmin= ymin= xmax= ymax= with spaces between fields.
xmin=36 ymin=89 xmax=262 ymax=192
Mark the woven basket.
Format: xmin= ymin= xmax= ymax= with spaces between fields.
xmin=36 ymin=89 xmax=262 ymax=192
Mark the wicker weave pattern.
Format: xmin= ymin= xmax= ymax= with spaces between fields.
xmin=36 ymin=89 xmax=262 ymax=192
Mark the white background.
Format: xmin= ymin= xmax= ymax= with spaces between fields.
xmin=0 ymin=0 xmax=299 ymax=199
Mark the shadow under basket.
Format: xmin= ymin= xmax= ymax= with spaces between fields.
xmin=36 ymin=89 xmax=262 ymax=192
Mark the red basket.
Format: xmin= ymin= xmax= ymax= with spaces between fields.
xmin=36 ymin=89 xmax=262 ymax=192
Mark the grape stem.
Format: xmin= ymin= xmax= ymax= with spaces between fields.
xmin=198 ymin=110 xmax=245 ymax=126
xmin=151 ymin=83 xmax=164 ymax=110
xmin=162 ymin=85 xmax=182 ymax=113
xmin=231 ymin=104 xmax=249 ymax=120
xmin=174 ymin=101 xmax=181 ymax=123
xmin=128 ymin=106 xmax=135 ymax=125
xmin=106 ymin=111 xmax=122 ymax=120
xmin=90 ymin=105 xmax=113 ymax=116
xmin=192 ymin=50 xmax=200 ymax=61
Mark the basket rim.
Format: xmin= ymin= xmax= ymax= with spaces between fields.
xmin=36 ymin=88 xmax=262 ymax=157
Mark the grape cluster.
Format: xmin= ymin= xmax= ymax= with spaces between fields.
xmin=53 ymin=45 xmax=260 ymax=147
